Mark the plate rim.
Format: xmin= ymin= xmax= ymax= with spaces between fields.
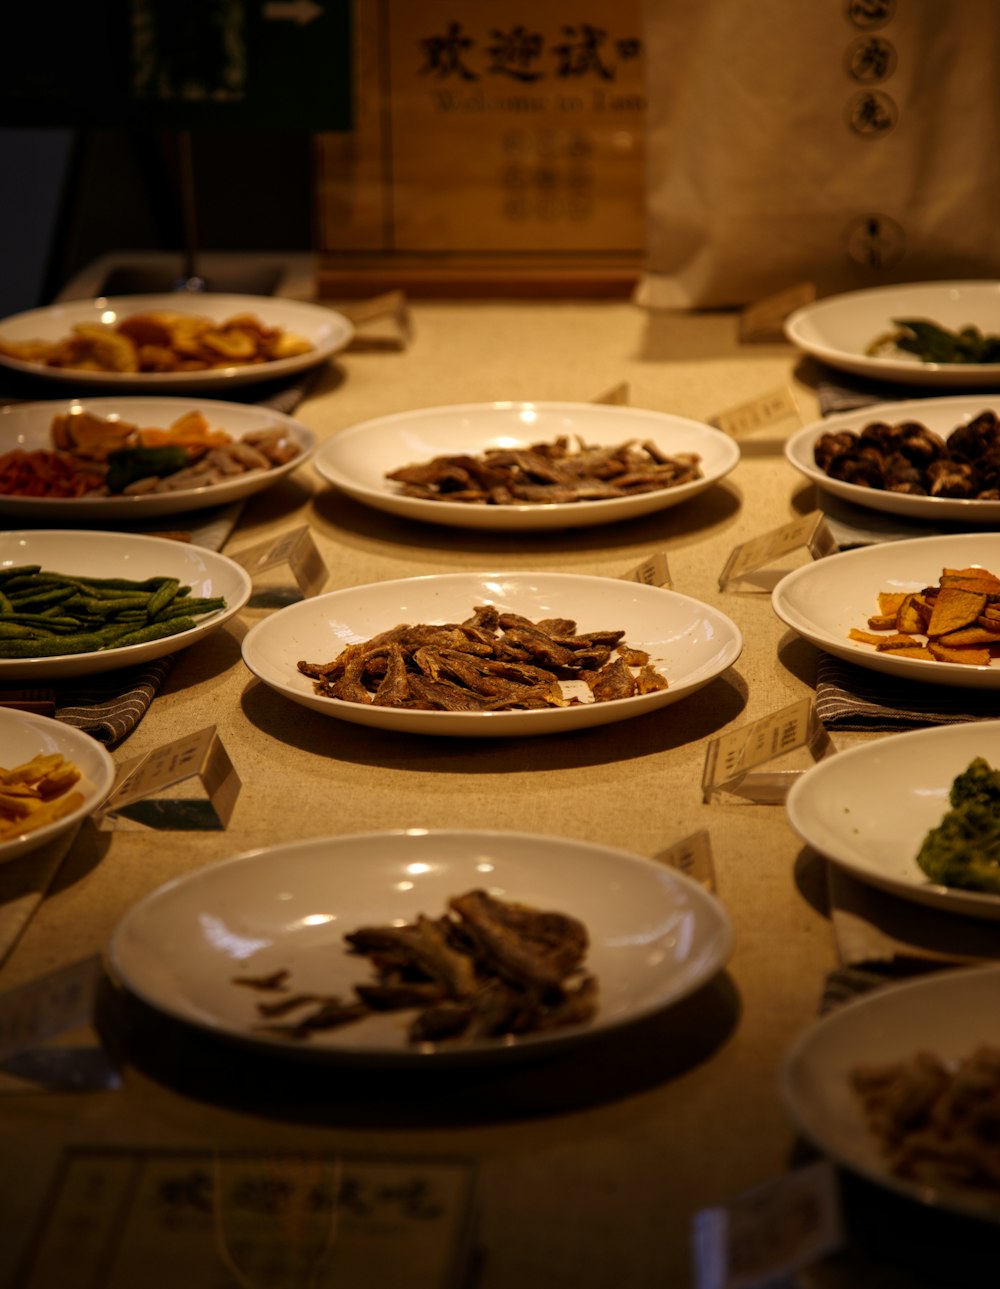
xmin=240 ymin=567 xmax=745 ymax=735
xmin=106 ymin=826 xmax=735 ymax=1065
xmin=780 ymin=961 xmax=1000 ymax=1223
xmin=785 ymin=719 xmax=1000 ymax=919
xmin=313 ymin=399 xmax=741 ymax=530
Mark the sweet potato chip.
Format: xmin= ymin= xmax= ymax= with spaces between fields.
xmin=926 ymin=587 xmax=988 ymax=637
xmin=927 ymin=642 xmax=991 ymax=665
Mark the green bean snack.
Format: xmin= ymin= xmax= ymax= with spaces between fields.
xmin=0 ymin=565 xmax=226 ymax=658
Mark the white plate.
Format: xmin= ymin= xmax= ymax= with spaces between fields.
xmin=0 ymin=530 xmax=252 ymax=680
xmin=0 ymin=397 xmax=315 ymax=520
xmin=313 ymin=401 xmax=741 ymax=530
xmin=785 ymin=281 xmax=1000 ymax=387
xmin=782 ymin=964 xmax=1000 ymax=1222
xmin=241 ymin=570 xmax=743 ymax=737
xmin=772 ymin=533 xmax=1000 ymax=689
xmin=0 ymin=293 xmax=353 ymax=392
xmin=787 ymin=721 xmax=1000 ymax=920
xmin=0 ymin=708 xmax=115 ymax=863
xmin=107 ymin=829 xmax=734 ymax=1064
xmin=786 ymin=396 xmax=1000 ymax=522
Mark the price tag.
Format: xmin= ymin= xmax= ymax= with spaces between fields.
xmin=342 ymin=290 xmax=412 ymax=351
xmin=0 ymin=956 xmax=101 ymax=1064
xmin=738 ymin=281 xmax=816 ymax=342
xmin=229 ymin=525 xmax=328 ymax=605
xmin=591 ymin=381 xmax=630 ymax=405
xmin=718 ymin=511 xmax=837 ymax=591
xmin=622 ymin=552 xmax=672 ymax=590
xmin=655 ymin=829 xmax=716 ymax=892
xmin=711 ymin=387 xmax=802 ymax=440
xmin=692 ymin=1161 xmax=843 ymax=1289
xmin=702 ymin=698 xmax=832 ymax=805
xmin=100 ymin=726 xmax=240 ymax=830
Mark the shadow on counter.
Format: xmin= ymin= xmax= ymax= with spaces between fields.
xmin=96 ymin=969 xmax=740 ymax=1129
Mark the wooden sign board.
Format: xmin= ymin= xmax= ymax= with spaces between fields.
xmin=316 ymin=0 xmax=645 ymax=295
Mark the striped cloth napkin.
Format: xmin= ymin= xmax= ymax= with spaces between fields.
xmin=814 ymin=653 xmax=1000 ymax=731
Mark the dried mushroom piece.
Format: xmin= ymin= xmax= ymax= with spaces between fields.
xmin=297 ymin=607 xmax=667 ymax=711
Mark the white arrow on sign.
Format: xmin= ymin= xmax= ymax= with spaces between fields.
xmin=263 ymin=0 xmax=322 ymax=25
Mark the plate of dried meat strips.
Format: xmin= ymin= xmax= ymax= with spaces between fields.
xmin=314 ymin=401 xmax=740 ymax=529
xmin=240 ymin=569 xmax=743 ymax=736
xmin=107 ymin=829 xmax=734 ymax=1064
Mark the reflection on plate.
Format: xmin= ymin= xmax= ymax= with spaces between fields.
xmin=0 ymin=397 xmax=315 ymax=520
xmin=0 ymin=530 xmax=251 ymax=680
xmin=0 ymin=293 xmax=353 ymax=392
xmin=787 ymin=721 xmax=1000 ymax=920
xmin=785 ymin=281 xmax=1000 ymax=387
xmin=240 ymin=570 xmax=743 ymax=737
xmin=782 ymin=964 xmax=1000 ymax=1223
xmin=313 ymin=401 xmax=741 ymax=530
xmin=786 ymin=396 xmax=1000 ymax=522
xmin=772 ymin=533 xmax=1000 ymax=689
xmin=0 ymin=708 xmax=115 ymax=864
xmin=108 ymin=829 xmax=734 ymax=1065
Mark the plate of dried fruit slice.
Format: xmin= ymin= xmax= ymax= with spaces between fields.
xmin=240 ymin=569 xmax=743 ymax=736
xmin=313 ymin=401 xmax=740 ymax=529
xmin=107 ymin=829 xmax=734 ymax=1064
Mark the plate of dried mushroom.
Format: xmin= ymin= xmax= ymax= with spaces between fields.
xmin=313 ymin=401 xmax=740 ymax=529
xmin=0 ymin=293 xmax=353 ymax=392
xmin=240 ymin=570 xmax=743 ymax=736
xmin=107 ymin=830 xmax=734 ymax=1063
xmin=0 ymin=397 xmax=315 ymax=520
xmin=786 ymin=397 xmax=1000 ymax=521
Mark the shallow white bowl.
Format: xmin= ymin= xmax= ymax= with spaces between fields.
xmin=241 ymin=569 xmax=743 ymax=737
xmin=0 ymin=293 xmax=353 ymax=392
xmin=314 ymin=401 xmax=740 ymax=530
xmin=108 ymin=829 xmax=734 ymax=1065
xmin=787 ymin=721 xmax=1000 ymax=920
xmin=785 ymin=281 xmax=1000 ymax=387
xmin=0 ymin=708 xmax=115 ymax=863
xmin=782 ymin=964 xmax=1000 ymax=1223
xmin=0 ymin=397 xmax=315 ymax=520
xmin=772 ymin=533 xmax=1000 ymax=689
xmin=0 ymin=530 xmax=252 ymax=680
xmin=786 ymin=395 xmax=1000 ymax=522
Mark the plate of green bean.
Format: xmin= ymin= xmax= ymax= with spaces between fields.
xmin=0 ymin=531 xmax=252 ymax=679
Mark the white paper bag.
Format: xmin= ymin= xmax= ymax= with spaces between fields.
xmin=638 ymin=1 xmax=1000 ymax=308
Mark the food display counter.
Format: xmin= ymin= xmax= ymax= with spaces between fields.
xmin=0 ymin=289 xmax=995 ymax=1289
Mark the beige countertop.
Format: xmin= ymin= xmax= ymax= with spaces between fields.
xmin=0 ymin=298 xmax=910 ymax=1288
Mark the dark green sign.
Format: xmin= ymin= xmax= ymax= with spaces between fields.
xmin=2 ymin=0 xmax=352 ymax=131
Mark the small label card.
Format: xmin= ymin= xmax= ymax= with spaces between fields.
xmin=0 ymin=956 xmax=101 ymax=1065
xmin=18 ymin=1148 xmax=476 ymax=1289
xmin=591 ymin=380 xmax=630 ymax=405
xmin=702 ymin=697 xmax=832 ymax=805
xmin=711 ymin=387 xmax=802 ymax=440
xmin=692 ymin=1161 xmax=843 ymax=1289
xmin=342 ymin=289 xmax=412 ymax=351
xmin=622 ymin=551 xmax=673 ymax=590
xmin=718 ymin=511 xmax=838 ymax=592
xmin=230 ymin=525 xmax=328 ymax=606
xmin=655 ymin=829 xmax=717 ymax=893
xmin=738 ymin=281 xmax=817 ymax=342
xmin=99 ymin=726 xmax=240 ymax=831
